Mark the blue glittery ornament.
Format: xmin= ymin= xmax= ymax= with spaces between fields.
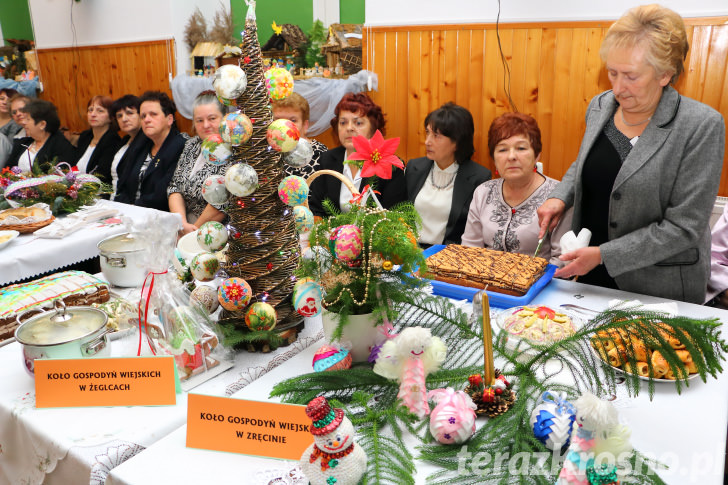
xmin=530 ymin=391 xmax=576 ymax=450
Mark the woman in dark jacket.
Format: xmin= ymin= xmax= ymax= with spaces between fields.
xmin=308 ymin=93 xmax=406 ymax=218
xmin=6 ymin=99 xmax=75 ymax=171
xmin=72 ymin=95 xmax=121 ymax=183
xmin=114 ymin=91 xmax=186 ymax=211
xmin=405 ymin=103 xmax=491 ymax=245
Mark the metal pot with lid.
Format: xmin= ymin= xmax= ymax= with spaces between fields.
xmin=15 ymin=299 xmax=112 ymax=376
xmin=97 ymin=232 xmax=149 ymax=287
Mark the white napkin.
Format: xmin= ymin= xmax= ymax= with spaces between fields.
xmin=607 ymin=299 xmax=679 ymax=317
xmin=67 ymin=203 xmax=119 ymax=223
xmin=559 ymin=228 xmax=592 ymax=253
xmin=34 ymin=218 xmax=87 ymax=238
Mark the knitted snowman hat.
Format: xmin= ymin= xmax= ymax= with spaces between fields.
xmin=306 ymin=396 xmax=344 ymax=436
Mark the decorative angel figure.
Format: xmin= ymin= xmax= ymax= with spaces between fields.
xmin=557 ymin=392 xmax=632 ymax=485
xmin=373 ymin=327 xmax=447 ymax=418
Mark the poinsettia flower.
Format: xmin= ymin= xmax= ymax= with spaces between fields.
xmin=348 ymin=130 xmax=403 ymax=179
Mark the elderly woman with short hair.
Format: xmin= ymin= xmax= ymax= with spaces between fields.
xmin=405 ymin=102 xmax=491 ymax=245
xmin=537 ymin=4 xmax=725 ymax=303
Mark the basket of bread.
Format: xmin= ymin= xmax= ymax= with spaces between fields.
xmin=591 ymin=320 xmax=699 ymax=381
xmin=0 ymin=204 xmax=54 ymax=233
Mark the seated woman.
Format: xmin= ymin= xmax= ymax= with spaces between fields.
xmin=405 ymin=103 xmax=491 ymax=246
xmin=9 ymin=94 xmax=30 ymax=139
xmin=114 ymin=91 xmax=186 ymax=211
xmin=168 ymin=90 xmax=227 ymax=234
xmin=72 ymin=96 xmax=121 ymax=182
xmin=0 ymin=88 xmax=21 ymax=139
xmin=272 ymin=92 xmax=328 ymax=178
xmin=6 ymin=99 xmax=76 ymax=171
xmin=109 ymin=95 xmax=143 ymax=199
xmin=308 ymin=93 xmax=406 ymax=217
xmin=461 ymin=112 xmax=571 ymax=266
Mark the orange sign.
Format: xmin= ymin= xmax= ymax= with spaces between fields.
xmin=34 ymin=357 xmax=176 ymax=408
xmin=186 ymin=394 xmax=311 ymax=460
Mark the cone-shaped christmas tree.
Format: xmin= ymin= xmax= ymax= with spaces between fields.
xmin=217 ymin=2 xmax=302 ymax=348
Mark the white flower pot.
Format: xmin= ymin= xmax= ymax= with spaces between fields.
xmin=321 ymin=309 xmax=379 ymax=362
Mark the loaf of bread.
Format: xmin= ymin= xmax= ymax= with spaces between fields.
xmin=425 ymin=245 xmax=549 ymax=296
xmin=0 ymin=206 xmax=50 ymax=222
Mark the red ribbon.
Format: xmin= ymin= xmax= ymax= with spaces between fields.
xmin=137 ymin=270 xmax=168 ymax=356
xmin=349 ymin=184 xmax=380 ymax=205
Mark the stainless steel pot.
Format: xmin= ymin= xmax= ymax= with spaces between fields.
xmin=97 ymin=232 xmax=148 ymax=287
xmin=14 ymin=300 xmax=112 ymax=376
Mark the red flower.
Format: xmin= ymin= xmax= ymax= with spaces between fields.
xmin=468 ymin=374 xmax=483 ymax=387
xmin=348 ymin=130 xmax=403 ymax=179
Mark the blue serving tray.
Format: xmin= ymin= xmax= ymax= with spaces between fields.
xmin=422 ymin=244 xmax=556 ymax=308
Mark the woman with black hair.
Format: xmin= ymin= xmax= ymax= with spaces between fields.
xmin=6 ymin=99 xmax=76 ymax=171
xmin=405 ymin=102 xmax=491 ymax=246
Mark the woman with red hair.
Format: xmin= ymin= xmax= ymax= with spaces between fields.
xmin=308 ymin=92 xmax=406 ymax=217
xmin=72 ymin=95 xmax=121 ymax=183
xmin=461 ymin=112 xmax=571 ymax=266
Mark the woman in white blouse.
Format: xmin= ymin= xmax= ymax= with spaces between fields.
xmin=109 ymin=95 xmax=142 ymax=199
xmin=405 ymin=103 xmax=491 ymax=246
xmin=461 ymin=112 xmax=571 ymax=266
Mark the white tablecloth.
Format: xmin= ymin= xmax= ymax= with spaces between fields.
xmin=0 ymin=201 xmax=181 ymax=286
xmin=106 ymin=279 xmax=728 ymax=485
xmin=0 ymin=310 xmax=323 ymax=485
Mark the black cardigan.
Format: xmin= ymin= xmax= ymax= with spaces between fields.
xmin=6 ymin=131 xmax=76 ymax=169
xmin=308 ymin=146 xmax=407 ymax=218
xmin=405 ymin=157 xmax=492 ymax=244
xmin=73 ymin=128 xmax=121 ymax=183
xmin=114 ymin=128 xmax=186 ymax=211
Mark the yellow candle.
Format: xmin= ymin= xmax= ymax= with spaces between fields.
xmin=481 ymin=291 xmax=495 ymax=386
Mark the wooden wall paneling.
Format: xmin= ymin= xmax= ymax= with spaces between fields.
xmin=561 ymin=28 xmax=589 ymax=176
xmin=418 ymin=31 xmax=433 ymax=150
xmin=549 ymin=29 xmax=575 ymax=176
xmin=468 ymin=29 xmax=485 ymax=163
xmin=441 ymin=29 xmax=458 ymax=106
xmin=406 ymin=30 xmax=423 ymax=158
xmin=394 ymin=31 xmax=410 ymax=156
xmin=523 ymin=28 xmax=543 ymax=121
xmin=536 ymin=27 xmax=556 ymax=178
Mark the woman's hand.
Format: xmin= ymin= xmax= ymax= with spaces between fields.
xmin=554 ymin=246 xmax=602 ymax=279
xmin=180 ymin=221 xmax=197 ymax=235
xmin=537 ymin=198 xmax=566 ymax=239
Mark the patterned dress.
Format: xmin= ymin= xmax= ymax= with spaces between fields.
xmin=167 ymin=136 xmax=226 ymax=222
xmin=283 ymin=139 xmax=327 ymax=179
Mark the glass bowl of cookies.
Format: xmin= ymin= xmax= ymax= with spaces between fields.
xmin=496 ymin=305 xmax=580 ymax=355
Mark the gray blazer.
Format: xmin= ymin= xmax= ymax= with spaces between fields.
xmin=550 ymin=86 xmax=725 ymax=303
xmin=406 ymin=157 xmax=491 ymax=244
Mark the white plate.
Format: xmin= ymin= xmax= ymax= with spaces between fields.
xmin=0 ymin=230 xmax=20 ymax=250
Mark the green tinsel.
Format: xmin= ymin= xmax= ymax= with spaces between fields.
xmin=270 ymin=295 xmax=727 ymax=484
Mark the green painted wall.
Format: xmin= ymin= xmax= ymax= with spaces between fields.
xmin=340 ymin=0 xmax=365 ymax=24
xmin=232 ymin=0 xmax=364 ymax=45
xmin=0 ymin=0 xmax=35 ymax=43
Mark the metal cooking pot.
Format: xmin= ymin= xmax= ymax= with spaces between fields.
xmin=97 ymin=232 xmax=148 ymax=287
xmin=14 ymin=300 xmax=112 ymax=376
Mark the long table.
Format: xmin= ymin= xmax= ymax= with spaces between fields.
xmin=106 ymin=279 xmax=728 ymax=485
xmin=0 ymin=312 xmax=323 ymax=485
xmin=0 ymin=200 xmax=181 ymax=287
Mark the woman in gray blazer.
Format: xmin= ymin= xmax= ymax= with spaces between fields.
xmin=537 ymin=5 xmax=725 ymax=304
xmin=405 ymin=103 xmax=491 ymax=246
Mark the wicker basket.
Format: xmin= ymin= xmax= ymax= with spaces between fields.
xmin=0 ymin=216 xmax=55 ymax=234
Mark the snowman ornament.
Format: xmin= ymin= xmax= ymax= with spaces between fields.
xmin=300 ymin=396 xmax=367 ymax=485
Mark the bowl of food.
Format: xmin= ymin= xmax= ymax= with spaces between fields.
xmin=496 ymin=305 xmax=579 ymax=355
xmin=0 ymin=230 xmax=19 ymax=250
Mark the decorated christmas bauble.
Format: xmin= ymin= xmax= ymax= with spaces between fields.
xmin=292 ymin=205 xmax=314 ymax=234
xmin=264 ymin=67 xmax=294 ymax=100
xmin=225 ymin=162 xmax=258 ymax=197
xmin=201 ymin=133 xmax=232 ymax=166
xmin=212 ymin=65 xmax=248 ymax=104
xmin=190 ymin=285 xmax=219 ymax=314
xmin=283 ymin=138 xmax=314 ymax=168
xmin=196 ymin=221 xmax=228 ymax=252
xmin=277 ymin=175 xmax=308 ymax=206
xmin=219 ymin=112 xmax=253 ymax=146
xmin=218 ymin=277 xmax=252 ymax=311
xmin=244 ymin=302 xmax=277 ymax=331
xmin=333 ymin=224 xmax=363 ymax=262
xmin=293 ymin=280 xmax=323 ymax=317
xmin=312 ymin=344 xmax=352 ymax=372
xmin=190 ymin=252 xmax=220 ymax=282
xmin=428 ymin=388 xmax=477 ymax=445
xmin=266 ymin=119 xmax=300 ymax=153
xmin=530 ymin=391 xmax=576 ymax=450
xmin=201 ymin=175 xmax=229 ymax=205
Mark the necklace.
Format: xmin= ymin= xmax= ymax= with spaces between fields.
xmin=428 ymin=166 xmax=457 ymax=190
xmin=620 ymin=108 xmax=651 ymax=127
